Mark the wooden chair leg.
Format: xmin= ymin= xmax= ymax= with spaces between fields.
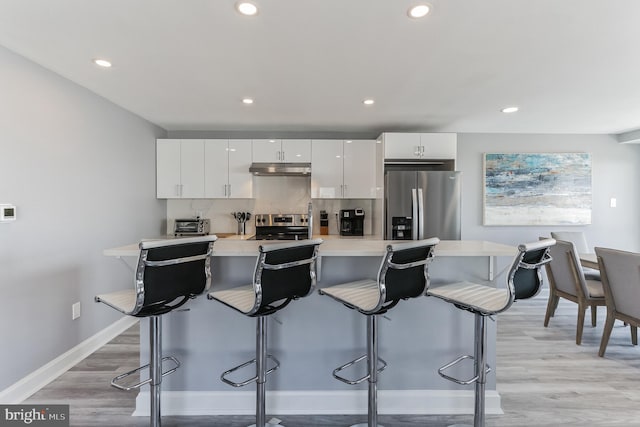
xmin=631 ymin=325 xmax=638 ymax=346
xmin=591 ymin=305 xmax=597 ymax=327
xmin=576 ymin=305 xmax=586 ymax=345
xmin=599 ymin=313 xmax=616 ymax=357
xmin=544 ymin=294 xmax=559 ymax=327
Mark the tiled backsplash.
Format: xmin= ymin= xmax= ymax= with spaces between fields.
xmin=166 ymin=176 xmax=375 ymax=236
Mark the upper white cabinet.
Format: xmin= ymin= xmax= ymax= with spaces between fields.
xmin=382 ymin=132 xmax=457 ymax=160
xmin=252 ymin=139 xmax=311 ymax=163
xmin=311 ymin=139 xmax=377 ymax=199
xmin=204 ymin=139 xmax=253 ymax=198
xmin=156 ymin=139 xmax=205 ymax=198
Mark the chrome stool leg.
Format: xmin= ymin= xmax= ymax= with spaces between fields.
xmin=445 ymin=313 xmax=488 ymax=427
xmin=246 ymin=316 xmax=283 ymax=427
xmin=150 ymin=315 xmax=162 ymax=427
xmin=474 ymin=313 xmax=487 ymax=427
xmin=347 ymin=315 xmax=384 ymax=427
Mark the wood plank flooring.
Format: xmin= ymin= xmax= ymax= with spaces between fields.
xmin=24 ymin=289 xmax=640 ymax=426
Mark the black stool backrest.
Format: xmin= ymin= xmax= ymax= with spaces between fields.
xmin=252 ymin=238 xmax=323 ymax=316
xmin=377 ymin=238 xmax=440 ymax=311
xmin=509 ymin=238 xmax=555 ymax=301
xmin=135 ymin=236 xmax=217 ymax=317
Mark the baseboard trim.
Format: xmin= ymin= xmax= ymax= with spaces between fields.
xmin=0 ymin=317 xmax=139 ymax=404
xmin=134 ymin=389 xmax=502 ymax=416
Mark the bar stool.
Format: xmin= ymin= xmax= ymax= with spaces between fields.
xmin=95 ymin=235 xmax=217 ymax=427
xmin=427 ymin=238 xmax=555 ymax=427
xmin=318 ymin=238 xmax=440 ymax=427
xmin=207 ymin=238 xmax=323 ymax=427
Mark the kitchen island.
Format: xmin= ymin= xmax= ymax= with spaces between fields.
xmin=104 ymin=238 xmax=516 ymax=417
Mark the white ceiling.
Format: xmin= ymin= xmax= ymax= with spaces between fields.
xmin=1 ymin=0 xmax=640 ymax=135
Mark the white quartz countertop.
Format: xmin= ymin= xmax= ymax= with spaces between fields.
xmin=104 ymin=236 xmax=516 ymax=258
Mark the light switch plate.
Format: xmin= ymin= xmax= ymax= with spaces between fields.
xmin=72 ymin=302 xmax=81 ymax=320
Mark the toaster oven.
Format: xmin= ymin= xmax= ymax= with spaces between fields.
xmin=174 ymin=218 xmax=210 ymax=236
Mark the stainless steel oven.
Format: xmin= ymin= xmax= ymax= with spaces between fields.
xmin=253 ymin=213 xmax=309 ymax=240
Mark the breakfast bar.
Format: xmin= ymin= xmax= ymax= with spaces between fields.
xmin=104 ymin=238 xmax=515 ymax=417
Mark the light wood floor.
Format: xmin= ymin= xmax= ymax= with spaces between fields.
xmin=25 ymin=289 xmax=640 ymax=426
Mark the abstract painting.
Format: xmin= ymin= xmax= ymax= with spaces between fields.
xmin=483 ymin=153 xmax=592 ymax=226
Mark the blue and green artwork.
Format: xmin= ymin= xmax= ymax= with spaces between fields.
xmin=483 ymin=153 xmax=592 ymax=225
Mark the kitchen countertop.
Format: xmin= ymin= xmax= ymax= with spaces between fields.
xmin=104 ymin=236 xmax=516 ymax=258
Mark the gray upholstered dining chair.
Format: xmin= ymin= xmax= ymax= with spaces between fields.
xmin=550 ymin=231 xmax=599 ymax=280
xmin=543 ymin=239 xmax=605 ymax=345
xmin=550 ymin=231 xmax=589 ymax=253
xmin=595 ymin=247 xmax=640 ymax=357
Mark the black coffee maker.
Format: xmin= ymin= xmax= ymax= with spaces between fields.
xmin=339 ymin=208 xmax=365 ymax=236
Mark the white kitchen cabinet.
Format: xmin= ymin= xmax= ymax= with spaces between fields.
xmin=204 ymin=139 xmax=252 ymax=198
xmin=311 ymin=139 xmax=343 ymax=198
xmin=382 ymin=132 xmax=457 ymax=160
xmin=252 ymin=139 xmax=311 ymax=163
xmin=343 ymin=140 xmax=377 ymax=198
xmin=156 ymin=139 xmax=205 ymax=198
xmin=311 ymin=139 xmax=377 ymax=199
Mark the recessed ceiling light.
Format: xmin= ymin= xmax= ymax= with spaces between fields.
xmin=242 ymin=98 xmax=254 ymax=104
xmin=363 ymin=99 xmax=375 ymax=105
xmin=408 ymin=4 xmax=431 ymax=18
xmin=501 ymin=106 xmax=519 ymax=113
xmin=93 ymin=58 xmax=112 ymax=68
xmin=236 ymin=2 xmax=258 ymax=16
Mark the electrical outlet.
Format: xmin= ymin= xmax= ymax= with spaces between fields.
xmin=72 ymin=302 xmax=81 ymax=320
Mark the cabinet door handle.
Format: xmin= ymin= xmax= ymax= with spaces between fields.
xmin=282 ymin=151 xmax=285 ymax=161
xmin=277 ymin=151 xmax=281 ymax=161
xmin=414 ymin=146 xmax=420 ymax=157
xmin=343 ymin=184 xmax=348 ymax=197
xmin=228 ymin=184 xmax=231 ymax=197
xmin=223 ymin=184 xmax=227 ymax=197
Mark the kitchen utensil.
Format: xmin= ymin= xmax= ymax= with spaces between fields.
xmin=231 ymin=211 xmax=252 ymax=235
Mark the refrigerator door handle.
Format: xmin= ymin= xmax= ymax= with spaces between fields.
xmin=417 ymin=188 xmax=425 ymax=240
xmin=411 ymin=188 xmax=418 ymax=240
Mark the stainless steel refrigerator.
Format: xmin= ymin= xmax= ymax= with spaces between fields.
xmin=384 ymin=168 xmax=462 ymax=240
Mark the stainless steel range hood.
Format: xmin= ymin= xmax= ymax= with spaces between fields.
xmin=249 ymin=162 xmax=311 ymax=176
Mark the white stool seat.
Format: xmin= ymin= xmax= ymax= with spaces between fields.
xmin=95 ymin=289 xmax=137 ymax=314
xmin=210 ymin=285 xmax=256 ymax=314
xmin=428 ymin=281 xmax=510 ymax=314
xmin=319 ymin=279 xmax=381 ymax=312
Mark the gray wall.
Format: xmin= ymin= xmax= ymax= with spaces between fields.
xmin=457 ymin=133 xmax=640 ymax=251
xmin=0 ymin=45 xmax=166 ymax=390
